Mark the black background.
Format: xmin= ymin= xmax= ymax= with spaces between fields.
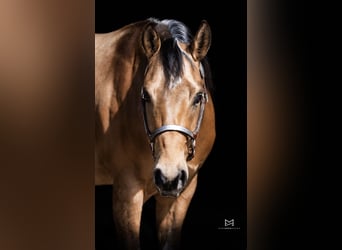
xmin=95 ymin=1 xmax=246 ymax=249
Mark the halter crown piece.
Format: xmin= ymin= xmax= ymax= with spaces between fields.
xmin=141 ymin=87 xmax=207 ymax=161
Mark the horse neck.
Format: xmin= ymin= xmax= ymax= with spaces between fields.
xmin=109 ymin=24 xmax=146 ymax=104
xmin=112 ymin=29 xmax=149 ymax=147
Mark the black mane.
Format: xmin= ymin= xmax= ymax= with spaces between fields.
xmin=148 ymin=18 xmax=213 ymax=91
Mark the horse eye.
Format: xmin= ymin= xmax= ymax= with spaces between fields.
xmin=142 ymin=88 xmax=151 ymax=102
xmin=193 ymin=92 xmax=205 ymax=106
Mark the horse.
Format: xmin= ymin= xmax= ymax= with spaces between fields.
xmin=95 ymin=17 xmax=216 ymax=250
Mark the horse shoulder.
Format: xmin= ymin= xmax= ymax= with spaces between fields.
xmin=95 ymin=151 xmax=113 ymax=185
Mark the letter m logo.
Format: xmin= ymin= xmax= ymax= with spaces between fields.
xmin=225 ymin=219 xmax=234 ymax=227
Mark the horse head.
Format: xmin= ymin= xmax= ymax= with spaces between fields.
xmin=140 ymin=19 xmax=212 ymax=197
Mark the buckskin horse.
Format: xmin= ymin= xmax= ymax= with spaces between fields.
xmin=95 ymin=17 xmax=216 ymax=250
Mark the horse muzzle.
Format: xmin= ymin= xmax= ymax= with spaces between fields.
xmin=153 ymin=168 xmax=188 ymax=197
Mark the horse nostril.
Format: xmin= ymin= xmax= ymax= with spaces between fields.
xmin=154 ymin=168 xmax=165 ymax=187
xmin=180 ymin=170 xmax=187 ymax=185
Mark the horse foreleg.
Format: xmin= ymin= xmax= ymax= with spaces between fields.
xmin=112 ymin=182 xmax=144 ymax=250
xmin=155 ymin=175 xmax=198 ymax=250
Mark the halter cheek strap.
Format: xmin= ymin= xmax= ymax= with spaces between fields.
xmin=141 ymin=88 xmax=207 ymax=161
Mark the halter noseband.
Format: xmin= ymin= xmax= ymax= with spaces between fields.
xmin=141 ymin=88 xmax=207 ymax=161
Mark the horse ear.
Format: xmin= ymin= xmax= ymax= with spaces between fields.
xmin=190 ymin=20 xmax=211 ymax=61
xmin=141 ymin=25 xmax=161 ymax=59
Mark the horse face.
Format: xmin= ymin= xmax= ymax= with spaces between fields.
xmin=142 ymin=49 xmax=208 ymax=197
xmin=141 ymin=20 xmax=211 ymax=197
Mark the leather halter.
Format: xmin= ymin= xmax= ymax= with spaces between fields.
xmin=141 ymin=87 xmax=207 ymax=161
